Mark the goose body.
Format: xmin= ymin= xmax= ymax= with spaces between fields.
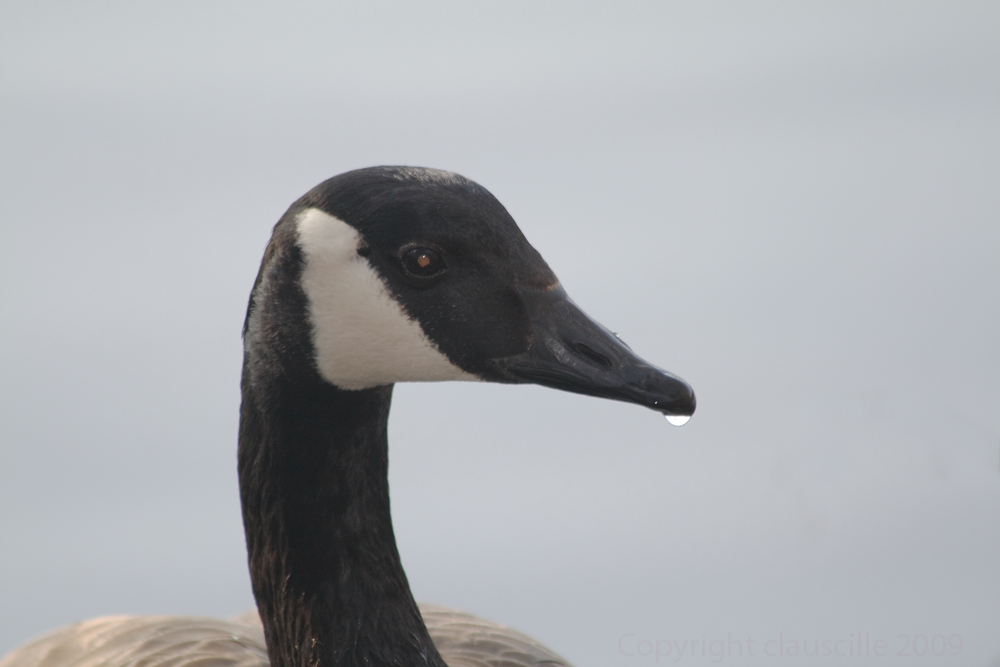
xmin=1 ymin=167 xmax=695 ymax=667
xmin=0 ymin=606 xmax=569 ymax=667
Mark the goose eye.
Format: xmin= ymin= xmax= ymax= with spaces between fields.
xmin=401 ymin=247 xmax=446 ymax=277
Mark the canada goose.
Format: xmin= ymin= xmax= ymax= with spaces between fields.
xmin=0 ymin=167 xmax=695 ymax=667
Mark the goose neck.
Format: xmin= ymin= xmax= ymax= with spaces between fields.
xmin=238 ymin=378 xmax=443 ymax=667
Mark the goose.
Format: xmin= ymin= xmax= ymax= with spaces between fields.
xmin=0 ymin=166 xmax=696 ymax=667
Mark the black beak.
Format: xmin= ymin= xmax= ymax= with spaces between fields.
xmin=492 ymin=285 xmax=696 ymax=420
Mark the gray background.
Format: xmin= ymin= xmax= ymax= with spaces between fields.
xmin=1 ymin=2 xmax=998 ymax=666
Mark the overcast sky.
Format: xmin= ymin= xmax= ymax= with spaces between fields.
xmin=1 ymin=3 xmax=998 ymax=666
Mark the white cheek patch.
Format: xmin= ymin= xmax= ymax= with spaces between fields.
xmin=296 ymin=208 xmax=479 ymax=390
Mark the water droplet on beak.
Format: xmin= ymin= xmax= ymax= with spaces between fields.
xmin=664 ymin=414 xmax=691 ymax=427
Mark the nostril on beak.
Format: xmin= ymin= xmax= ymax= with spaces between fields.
xmin=569 ymin=342 xmax=613 ymax=369
xmin=640 ymin=380 xmax=661 ymax=393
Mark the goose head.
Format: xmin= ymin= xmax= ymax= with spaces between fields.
xmin=238 ymin=166 xmax=695 ymax=667
xmin=244 ymin=165 xmax=695 ymax=417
